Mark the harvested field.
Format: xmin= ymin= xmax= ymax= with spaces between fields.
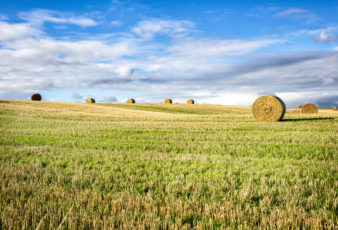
xmin=0 ymin=100 xmax=337 ymax=229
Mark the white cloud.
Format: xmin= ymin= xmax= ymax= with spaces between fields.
xmin=275 ymin=7 xmax=318 ymax=23
xmin=111 ymin=20 xmax=122 ymax=26
xmin=0 ymin=22 xmax=39 ymax=41
xmin=132 ymin=19 xmax=195 ymax=39
xmin=315 ymin=31 xmax=337 ymax=43
xmin=18 ymin=9 xmax=98 ymax=27
xmin=275 ymin=8 xmax=308 ymax=17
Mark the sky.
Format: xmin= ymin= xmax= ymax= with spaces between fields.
xmin=0 ymin=0 xmax=337 ymax=108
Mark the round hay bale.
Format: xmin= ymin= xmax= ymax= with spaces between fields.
xmin=31 ymin=93 xmax=42 ymax=101
xmin=187 ymin=99 xmax=194 ymax=104
xmin=292 ymin=109 xmax=301 ymax=114
xmin=164 ymin=99 xmax=172 ymax=104
xmin=252 ymin=95 xmax=286 ymax=122
xmin=127 ymin=98 xmax=135 ymax=104
xmin=333 ymin=106 xmax=337 ymax=111
xmin=295 ymin=105 xmax=303 ymax=109
xmin=86 ymin=98 xmax=95 ymax=104
xmin=301 ymin=103 xmax=318 ymax=113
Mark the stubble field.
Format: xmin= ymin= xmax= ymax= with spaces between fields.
xmin=0 ymin=100 xmax=337 ymax=229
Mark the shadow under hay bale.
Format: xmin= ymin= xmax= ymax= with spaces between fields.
xmin=165 ymin=99 xmax=172 ymax=104
xmin=127 ymin=98 xmax=135 ymax=104
xmin=252 ymin=95 xmax=286 ymax=122
xmin=86 ymin=98 xmax=95 ymax=104
xmin=301 ymin=103 xmax=318 ymax=113
xmin=187 ymin=99 xmax=194 ymax=104
xmin=31 ymin=93 xmax=42 ymax=101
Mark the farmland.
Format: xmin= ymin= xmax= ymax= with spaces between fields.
xmin=0 ymin=100 xmax=337 ymax=229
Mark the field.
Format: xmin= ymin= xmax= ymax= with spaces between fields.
xmin=0 ymin=100 xmax=337 ymax=229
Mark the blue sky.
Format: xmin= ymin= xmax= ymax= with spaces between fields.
xmin=0 ymin=0 xmax=337 ymax=107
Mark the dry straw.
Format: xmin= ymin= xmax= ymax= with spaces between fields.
xmin=164 ymin=99 xmax=172 ymax=104
xmin=86 ymin=98 xmax=95 ymax=104
xmin=252 ymin=95 xmax=286 ymax=122
xmin=127 ymin=98 xmax=135 ymax=104
xmin=187 ymin=99 xmax=195 ymax=104
xmin=31 ymin=93 xmax=42 ymax=101
xmin=295 ymin=105 xmax=303 ymax=109
xmin=301 ymin=103 xmax=318 ymax=113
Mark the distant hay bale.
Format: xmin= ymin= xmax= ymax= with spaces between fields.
xmin=252 ymin=95 xmax=286 ymax=122
xmin=292 ymin=109 xmax=301 ymax=114
xmin=187 ymin=99 xmax=194 ymax=104
xmin=86 ymin=98 xmax=95 ymax=104
xmin=333 ymin=106 xmax=337 ymax=111
xmin=31 ymin=93 xmax=42 ymax=101
xmin=301 ymin=103 xmax=318 ymax=113
xmin=165 ymin=99 xmax=172 ymax=104
xmin=295 ymin=105 xmax=303 ymax=109
xmin=127 ymin=98 xmax=135 ymax=104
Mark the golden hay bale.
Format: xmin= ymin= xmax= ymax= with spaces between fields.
xmin=127 ymin=98 xmax=135 ymax=104
xmin=164 ymin=99 xmax=172 ymax=104
xmin=292 ymin=109 xmax=301 ymax=114
xmin=301 ymin=103 xmax=318 ymax=113
xmin=86 ymin=98 xmax=95 ymax=103
xmin=31 ymin=93 xmax=42 ymax=101
xmin=187 ymin=99 xmax=194 ymax=104
xmin=295 ymin=105 xmax=303 ymax=109
xmin=252 ymin=95 xmax=286 ymax=122
xmin=333 ymin=106 xmax=337 ymax=111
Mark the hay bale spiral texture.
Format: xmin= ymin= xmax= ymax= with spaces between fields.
xmin=301 ymin=103 xmax=318 ymax=113
xmin=165 ymin=99 xmax=172 ymax=104
xmin=86 ymin=98 xmax=95 ymax=104
xmin=127 ymin=98 xmax=135 ymax=104
xmin=31 ymin=93 xmax=42 ymax=101
xmin=252 ymin=95 xmax=286 ymax=122
xmin=187 ymin=99 xmax=195 ymax=104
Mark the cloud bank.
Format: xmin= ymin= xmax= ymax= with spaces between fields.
xmin=0 ymin=14 xmax=337 ymax=108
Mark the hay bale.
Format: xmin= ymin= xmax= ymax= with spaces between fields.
xmin=301 ymin=103 xmax=318 ymax=113
xmin=127 ymin=98 xmax=135 ymax=104
xmin=292 ymin=109 xmax=301 ymax=114
xmin=187 ymin=99 xmax=194 ymax=104
xmin=333 ymin=106 xmax=337 ymax=111
xmin=295 ymin=105 xmax=303 ymax=109
xmin=86 ymin=98 xmax=95 ymax=103
xmin=252 ymin=95 xmax=286 ymax=122
xmin=31 ymin=93 xmax=42 ymax=101
xmin=164 ymin=99 xmax=172 ymax=104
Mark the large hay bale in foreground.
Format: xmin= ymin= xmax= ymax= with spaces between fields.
xmin=252 ymin=95 xmax=286 ymax=122
xmin=301 ymin=103 xmax=318 ymax=113
xmin=86 ymin=98 xmax=95 ymax=104
xmin=127 ymin=98 xmax=135 ymax=104
xmin=31 ymin=93 xmax=42 ymax=101
xmin=295 ymin=105 xmax=303 ymax=109
xmin=164 ymin=99 xmax=172 ymax=104
xmin=187 ymin=99 xmax=194 ymax=104
xmin=333 ymin=106 xmax=337 ymax=111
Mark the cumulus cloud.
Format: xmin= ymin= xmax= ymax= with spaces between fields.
xmin=18 ymin=9 xmax=98 ymax=27
xmin=132 ymin=19 xmax=194 ymax=39
xmin=315 ymin=31 xmax=337 ymax=43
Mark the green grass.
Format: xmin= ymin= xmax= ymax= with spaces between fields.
xmin=0 ymin=100 xmax=337 ymax=229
